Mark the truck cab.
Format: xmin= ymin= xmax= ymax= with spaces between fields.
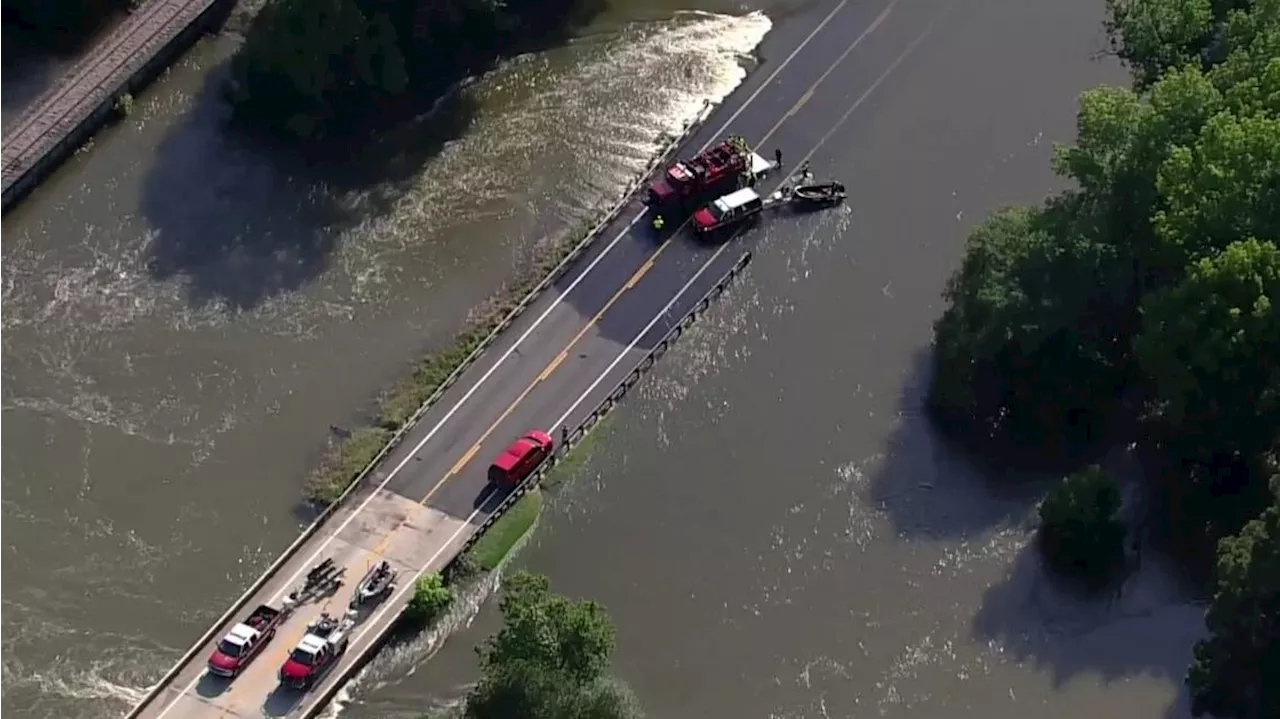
xmin=644 ymin=137 xmax=774 ymax=211
xmin=279 ymin=620 xmax=349 ymax=690
xmin=207 ymin=604 xmax=282 ymax=678
xmin=692 ymin=187 xmax=765 ymax=235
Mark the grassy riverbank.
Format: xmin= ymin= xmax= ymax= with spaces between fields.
xmin=468 ymin=491 xmax=544 ymax=571
xmin=453 ymin=417 xmax=613 ymax=577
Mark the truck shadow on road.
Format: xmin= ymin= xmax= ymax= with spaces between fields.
xmin=195 ymin=672 xmax=232 ymax=699
xmin=261 ymin=685 xmax=304 ymax=718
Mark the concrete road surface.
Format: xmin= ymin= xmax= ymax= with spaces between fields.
xmin=129 ymin=0 xmax=951 ymax=715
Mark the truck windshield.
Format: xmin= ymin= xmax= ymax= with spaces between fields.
xmin=216 ymin=640 xmax=245 ymax=657
xmin=708 ymin=201 xmax=730 ymax=221
xmin=289 ymin=648 xmax=316 ymax=666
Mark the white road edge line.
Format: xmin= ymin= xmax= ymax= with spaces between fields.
xmin=550 ymin=245 xmax=736 ymax=430
xmin=264 ymin=0 xmax=858 ymax=608
xmin=556 ymin=2 xmax=947 ymax=434
xmin=339 ymin=10 xmax=946 ymax=715
xmin=149 ymin=3 xmax=854 ymax=716
xmin=347 ymin=224 xmax=736 ymax=666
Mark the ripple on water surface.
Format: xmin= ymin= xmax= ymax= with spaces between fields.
xmin=1 ymin=10 xmax=772 ymax=719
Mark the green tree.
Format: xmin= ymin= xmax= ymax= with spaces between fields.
xmin=929 ymin=202 xmax=1125 ymax=456
xmin=464 ymin=571 xmax=642 ymax=719
xmin=227 ymin=0 xmax=406 ymax=138
xmin=227 ymin=0 xmax=603 ymax=139
xmin=1187 ymin=503 xmax=1280 ymax=719
xmin=1153 ymin=113 xmax=1280 ymax=267
xmin=931 ymin=0 xmax=1279 ymax=708
xmin=1038 ymin=465 xmax=1127 ymax=581
xmin=1135 ymin=239 xmax=1280 ymax=533
xmin=1104 ymin=0 xmax=1214 ymax=89
xmin=404 ymin=572 xmax=454 ymax=626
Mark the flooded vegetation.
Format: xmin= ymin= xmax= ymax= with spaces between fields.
xmin=6 ymin=0 xmax=1273 ymax=715
xmin=1 ymin=8 xmax=773 ymax=718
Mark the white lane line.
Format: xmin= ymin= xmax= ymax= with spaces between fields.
xmin=343 ymin=231 xmax=739 ymax=687
xmin=148 ymin=3 xmax=859 ymax=716
xmin=264 ymin=0 xmax=864 ymax=608
xmin=550 ymin=245 xmax=736 ymax=430
xmin=554 ymin=3 xmax=945 ymax=431
xmin=314 ymin=11 xmax=948 ymax=717
xmin=703 ymin=0 xmax=852 ymax=143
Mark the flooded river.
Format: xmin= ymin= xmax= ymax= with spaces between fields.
xmin=2 ymin=0 xmax=1205 ymax=717
xmin=1 ymin=6 xmax=773 ymax=717
xmin=335 ymin=0 xmax=1206 ymax=717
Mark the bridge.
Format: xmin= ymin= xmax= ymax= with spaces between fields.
xmin=122 ymin=0 xmax=908 ymax=714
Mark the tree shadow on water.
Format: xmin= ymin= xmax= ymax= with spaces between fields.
xmin=141 ymin=58 xmax=476 ymax=310
xmin=865 ymin=348 xmax=1052 ymax=541
xmin=972 ymin=540 xmax=1204 ymax=709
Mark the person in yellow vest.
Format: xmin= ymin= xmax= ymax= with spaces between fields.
xmin=652 ymin=214 xmax=665 ymax=231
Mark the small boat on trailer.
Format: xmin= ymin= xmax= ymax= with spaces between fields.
xmin=790 ymin=181 xmax=846 ymax=207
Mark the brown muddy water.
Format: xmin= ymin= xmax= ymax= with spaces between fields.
xmin=1 ymin=6 xmax=777 ymax=718
xmin=333 ymin=0 xmax=1208 ymax=718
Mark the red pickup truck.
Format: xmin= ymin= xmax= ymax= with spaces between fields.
xmin=488 ymin=430 xmax=554 ymax=489
xmin=278 ymin=614 xmax=350 ymax=690
xmin=207 ymin=604 xmax=286 ymax=678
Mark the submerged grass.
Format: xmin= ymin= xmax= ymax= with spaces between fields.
xmin=460 ymin=416 xmax=615 ymax=570
xmin=307 ymin=426 xmax=394 ymax=504
xmin=302 ymin=113 xmax=698 ymax=507
xmin=305 ymin=220 xmax=595 ymax=505
xmin=541 ymin=414 xmax=613 ymax=489
xmin=468 ymin=490 xmax=544 ymax=571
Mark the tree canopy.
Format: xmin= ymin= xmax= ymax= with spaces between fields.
xmin=1187 ymin=503 xmax=1280 ymax=719
xmin=226 ymin=0 xmax=603 ymax=139
xmin=464 ymin=571 xmax=643 ymax=719
xmin=929 ymin=0 xmax=1279 ymax=715
xmin=1038 ymin=465 xmax=1127 ymax=582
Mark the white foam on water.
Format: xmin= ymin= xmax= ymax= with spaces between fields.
xmin=2 ymin=11 xmax=774 ymax=719
xmin=334 ymin=10 xmax=774 ymax=300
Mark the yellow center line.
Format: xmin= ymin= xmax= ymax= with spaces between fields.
xmin=425 ymin=245 xmax=663 ymax=501
xmin=369 ymin=527 xmax=398 ymax=558
xmin=417 ymin=7 xmax=889 ymax=503
xmin=245 ymin=15 xmax=890 ymax=673
xmin=261 ymin=625 xmax=308 ymax=681
xmin=157 ymin=4 xmax=906 ymax=713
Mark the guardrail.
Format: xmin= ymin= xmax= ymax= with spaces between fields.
xmin=123 ymin=98 xmax=715 ymax=719
xmin=303 ymin=249 xmax=754 ymax=718
xmin=464 ymin=250 xmax=756 ymax=548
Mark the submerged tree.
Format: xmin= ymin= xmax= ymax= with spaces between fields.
xmin=1188 ymin=502 xmax=1280 ymax=719
xmin=1038 ymin=465 xmax=1127 ymax=581
xmin=464 ymin=571 xmax=642 ymax=719
xmin=226 ymin=0 xmax=604 ymax=139
xmin=928 ymin=201 xmax=1125 ymax=458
